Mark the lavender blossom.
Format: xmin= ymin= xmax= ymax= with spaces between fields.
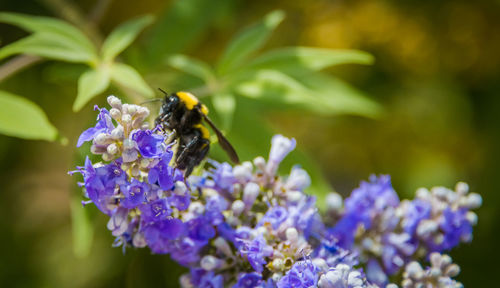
xmin=73 ymin=96 xmax=480 ymax=288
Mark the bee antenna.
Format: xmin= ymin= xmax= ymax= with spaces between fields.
xmin=158 ymin=88 xmax=168 ymax=95
xmin=140 ymin=98 xmax=162 ymax=105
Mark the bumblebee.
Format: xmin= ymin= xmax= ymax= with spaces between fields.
xmin=155 ymin=89 xmax=239 ymax=176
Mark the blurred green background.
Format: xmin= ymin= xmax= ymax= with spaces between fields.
xmin=0 ymin=0 xmax=498 ymax=287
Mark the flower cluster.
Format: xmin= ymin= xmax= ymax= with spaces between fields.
xmin=72 ymin=97 xmax=480 ymax=288
xmin=326 ymin=175 xmax=480 ymax=286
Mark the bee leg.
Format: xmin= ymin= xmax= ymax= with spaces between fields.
xmin=176 ymin=135 xmax=201 ymax=166
xmin=184 ymin=141 xmax=209 ymax=177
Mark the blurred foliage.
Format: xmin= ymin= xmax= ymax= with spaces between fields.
xmin=0 ymin=0 xmax=499 ymax=287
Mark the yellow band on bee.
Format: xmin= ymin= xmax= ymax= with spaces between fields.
xmin=194 ymin=124 xmax=210 ymax=140
xmin=177 ymin=91 xmax=199 ymax=110
xmin=200 ymin=104 xmax=209 ymax=115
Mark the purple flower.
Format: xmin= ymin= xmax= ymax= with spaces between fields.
xmin=331 ymin=175 xmax=399 ymax=248
xmin=237 ymin=234 xmax=273 ymax=272
xmin=288 ymin=196 xmax=323 ymax=239
xmin=148 ymin=151 xmax=175 ymax=190
xmin=120 ymin=178 xmax=149 ymax=208
xmin=438 ymin=207 xmax=472 ymax=251
xmin=259 ymin=206 xmax=288 ymax=230
xmin=402 ymin=199 xmax=431 ymax=235
xmin=190 ymin=269 xmax=224 ymax=288
xmin=84 ymin=161 xmax=126 ymax=215
xmin=327 ymin=214 xmax=359 ymax=249
xmin=107 ymin=206 xmax=129 ymax=236
xmin=170 ymin=238 xmax=206 ymax=266
xmin=139 ymin=198 xmax=171 ymax=222
xmin=141 ymin=218 xmax=186 ymax=254
xmin=233 ymin=273 xmax=263 ymax=288
xmin=277 ymin=261 xmax=319 ymax=288
xmin=187 ymin=217 xmax=216 ymax=241
xmin=205 ymin=195 xmax=229 ymax=226
xmin=366 ymin=259 xmax=387 ymax=286
xmin=132 ymin=130 xmax=165 ymax=158
xmin=344 ymin=175 xmax=399 ymax=229
xmin=208 ymin=161 xmax=236 ymax=193
xmin=77 ymin=106 xmax=114 ymax=147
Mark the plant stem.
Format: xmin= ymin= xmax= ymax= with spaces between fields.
xmin=0 ymin=55 xmax=42 ymax=83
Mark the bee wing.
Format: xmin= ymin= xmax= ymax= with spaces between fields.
xmin=202 ymin=114 xmax=240 ymax=164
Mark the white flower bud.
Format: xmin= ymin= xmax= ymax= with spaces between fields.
xmin=347 ymin=271 xmax=363 ymax=286
xmin=286 ymin=227 xmax=298 ymax=243
xmin=200 ymin=255 xmax=219 ymax=271
xmin=466 ymin=193 xmax=482 ymax=209
xmin=137 ymin=106 xmax=150 ymax=118
xmin=253 ymin=156 xmax=266 ymax=170
xmin=326 ymin=192 xmax=343 ymax=212
xmin=179 ymin=274 xmax=193 ymax=288
xmin=256 ymin=226 xmax=268 ymax=237
xmin=121 ymin=113 xmax=132 ymax=124
xmin=107 ymin=95 xmax=122 ymax=109
xmin=271 ymin=273 xmax=282 ymax=283
xmin=445 ymin=264 xmax=460 ymax=277
xmin=102 ymin=152 xmax=113 ymax=161
xmin=109 ymin=108 xmax=121 ymax=120
xmin=456 ymin=182 xmax=469 ymax=194
xmin=140 ymin=158 xmax=150 ymax=168
xmin=127 ymin=104 xmax=137 ymax=115
xmin=130 ymin=164 xmax=140 ymax=177
xmin=416 ymin=188 xmax=430 ymax=199
xmin=272 ymin=258 xmax=284 ymax=270
xmin=214 ymin=237 xmax=233 ymax=257
xmin=440 ymin=254 xmax=452 ymax=268
xmin=233 ymin=165 xmax=252 ymax=182
xmin=123 ymin=138 xmax=136 ymax=149
xmin=286 ymin=190 xmax=303 ymax=203
xmin=430 ymin=252 xmax=442 ymax=267
xmin=111 ymin=126 xmax=124 ymax=140
xmin=466 ymin=211 xmax=478 ymax=226
xmin=107 ymin=143 xmax=119 ymax=155
xmin=94 ymin=133 xmax=109 ymax=145
xmin=243 ymin=182 xmax=260 ymax=207
xmin=231 ymin=200 xmax=245 ymax=216
xmin=417 ymin=220 xmax=438 ymax=237
xmin=429 ymin=267 xmax=441 ymax=278
xmin=312 ymin=258 xmax=328 ymax=272
xmin=188 ymin=202 xmax=205 ymax=215
xmin=406 ymin=262 xmax=424 ymax=279
xmin=286 ymin=167 xmax=311 ymax=190
xmin=174 ymin=181 xmax=188 ymax=196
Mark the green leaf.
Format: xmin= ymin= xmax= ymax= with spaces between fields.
xmin=0 ymin=33 xmax=96 ymax=63
xmin=73 ymin=67 xmax=111 ymax=112
xmin=233 ymin=69 xmax=309 ymax=103
xmin=166 ymin=54 xmax=215 ymax=84
xmin=298 ymin=73 xmax=383 ymax=118
xmin=0 ymin=90 xmax=58 ymax=141
xmin=243 ymin=47 xmax=374 ymax=76
xmin=211 ymin=92 xmax=236 ymax=130
xmin=71 ymin=196 xmax=94 ymax=258
xmin=233 ymin=70 xmax=382 ymax=118
xmin=143 ymin=0 xmax=232 ymax=67
xmin=101 ymin=15 xmax=154 ymax=62
xmin=0 ymin=12 xmax=97 ymax=59
xmin=217 ymin=10 xmax=285 ymax=75
xmin=110 ymin=62 xmax=154 ymax=98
